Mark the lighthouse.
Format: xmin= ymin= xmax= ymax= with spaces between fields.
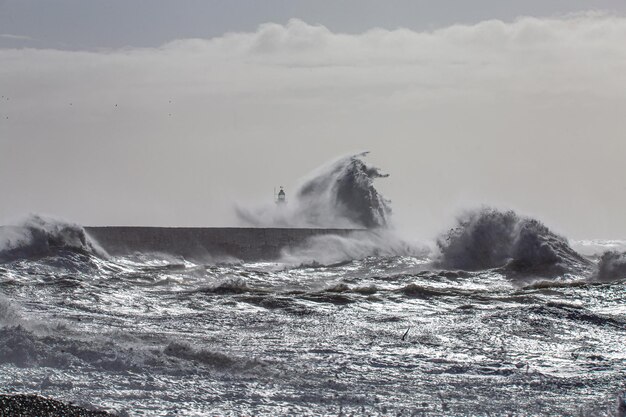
xmin=276 ymin=186 xmax=286 ymax=204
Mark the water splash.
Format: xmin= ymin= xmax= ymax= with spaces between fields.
xmin=595 ymin=251 xmax=626 ymax=282
xmin=0 ymin=214 xmax=107 ymax=262
xmin=436 ymin=208 xmax=591 ymax=276
xmin=236 ymin=152 xmax=391 ymax=229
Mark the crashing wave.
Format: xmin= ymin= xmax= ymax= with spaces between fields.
xmin=594 ymin=251 xmax=626 ymax=282
xmin=0 ymin=215 xmax=106 ymax=262
xmin=436 ymin=208 xmax=591 ymax=276
xmin=236 ymin=152 xmax=391 ymax=229
xmin=280 ymin=229 xmax=425 ymax=265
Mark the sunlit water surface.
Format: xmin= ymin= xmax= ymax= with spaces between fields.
xmin=1 ymin=250 xmax=625 ymax=416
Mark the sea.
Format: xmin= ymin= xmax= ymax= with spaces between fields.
xmin=1 ymin=154 xmax=625 ymax=416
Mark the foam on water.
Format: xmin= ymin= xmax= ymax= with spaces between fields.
xmin=280 ymin=229 xmax=428 ymax=265
xmin=0 ymin=240 xmax=624 ymax=415
xmin=1 ymin=155 xmax=625 ymax=415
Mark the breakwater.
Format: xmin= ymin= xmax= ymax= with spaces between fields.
xmin=85 ymin=227 xmax=358 ymax=261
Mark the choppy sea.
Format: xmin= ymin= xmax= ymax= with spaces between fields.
xmin=1 ymin=220 xmax=625 ymax=416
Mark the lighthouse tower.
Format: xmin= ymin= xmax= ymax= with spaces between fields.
xmin=276 ymin=186 xmax=286 ymax=204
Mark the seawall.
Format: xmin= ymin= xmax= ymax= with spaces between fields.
xmin=85 ymin=227 xmax=359 ymax=261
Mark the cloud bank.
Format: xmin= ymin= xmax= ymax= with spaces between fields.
xmin=1 ymin=14 xmax=625 ymax=237
xmin=3 ymin=14 xmax=625 ymax=104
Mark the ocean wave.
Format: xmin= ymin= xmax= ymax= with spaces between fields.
xmin=436 ymin=208 xmax=591 ymax=277
xmin=236 ymin=152 xmax=390 ymax=229
xmin=400 ymin=283 xmax=454 ymax=299
xmin=280 ymin=229 xmax=426 ymax=265
xmin=0 ymin=318 xmax=265 ymax=374
xmin=163 ymin=341 xmax=265 ymax=371
xmin=595 ymin=251 xmax=626 ymax=282
xmin=0 ymin=215 xmax=107 ymax=263
xmin=528 ymin=303 xmax=626 ymax=329
xmin=203 ymin=278 xmax=255 ymax=295
xmin=519 ymin=278 xmax=590 ymax=290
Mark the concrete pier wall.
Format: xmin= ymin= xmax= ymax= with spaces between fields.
xmin=85 ymin=227 xmax=359 ymax=261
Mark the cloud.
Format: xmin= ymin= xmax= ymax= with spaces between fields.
xmin=2 ymin=15 xmax=626 ymax=103
xmin=0 ymin=14 xmax=625 ymax=237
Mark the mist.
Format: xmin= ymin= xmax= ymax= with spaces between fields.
xmin=236 ymin=152 xmax=390 ymax=229
xmin=1 ymin=15 xmax=625 ymax=239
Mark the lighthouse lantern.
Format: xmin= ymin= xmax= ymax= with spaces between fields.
xmin=276 ymin=186 xmax=286 ymax=204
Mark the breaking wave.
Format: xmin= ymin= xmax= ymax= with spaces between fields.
xmin=436 ymin=208 xmax=591 ymax=277
xmin=595 ymin=251 xmax=626 ymax=282
xmin=236 ymin=152 xmax=391 ymax=229
xmin=280 ymin=229 xmax=426 ymax=265
xmin=0 ymin=215 xmax=107 ymax=263
xmin=0 ymin=159 xmax=619 ymax=285
xmin=0 ymin=322 xmax=263 ymax=375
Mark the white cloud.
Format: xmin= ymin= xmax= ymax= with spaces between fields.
xmin=3 ymin=15 xmax=626 ymax=103
xmin=1 ymin=14 xmax=625 ymax=238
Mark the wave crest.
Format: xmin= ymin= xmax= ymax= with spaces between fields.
xmin=280 ymin=230 xmax=426 ymax=265
xmin=436 ymin=208 xmax=590 ymax=276
xmin=236 ymin=152 xmax=391 ymax=229
xmin=0 ymin=215 xmax=107 ymax=262
xmin=595 ymin=251 xmax=626 ymax=282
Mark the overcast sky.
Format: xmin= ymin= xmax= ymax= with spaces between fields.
xmin=1 ymin=1 xmax=626 ymax=239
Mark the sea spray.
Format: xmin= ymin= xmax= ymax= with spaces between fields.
xmin=595 ymin=251 xmax=626 ymax=282
xmin=0 ymin=214 xmax=107 ymax=262
xmin=236 ymin=152 xmax=391 ymax=229
xmin=436 ymin=208 xmax=591 ymax=276
xmin=0 ymin=214 xmax=624 ymax=415
xmin=280 ymin=229 xmax=427 ymax=265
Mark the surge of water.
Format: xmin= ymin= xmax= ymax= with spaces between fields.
xmin=596 ymin=251 xmax=626 ymax=282
xmin=1 ymin=155 xmax=625 ymax=416
xmin=279 ymin=229 xmax=427 ymax=265
xmin=0 ymin=248 xmax=624 ymax=416
xmin=236 ymin=152 xmax=391 ymax=229
xmin=436 ymin=208 xmax=592 ymax=277
xmin=0 ymin=215 xmax=107 ymax=262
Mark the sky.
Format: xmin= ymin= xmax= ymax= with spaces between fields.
xmin=1 ymin=1 xmax=626 ymax=239
xmin=2 ymin=0 xmax=626 ymax=49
